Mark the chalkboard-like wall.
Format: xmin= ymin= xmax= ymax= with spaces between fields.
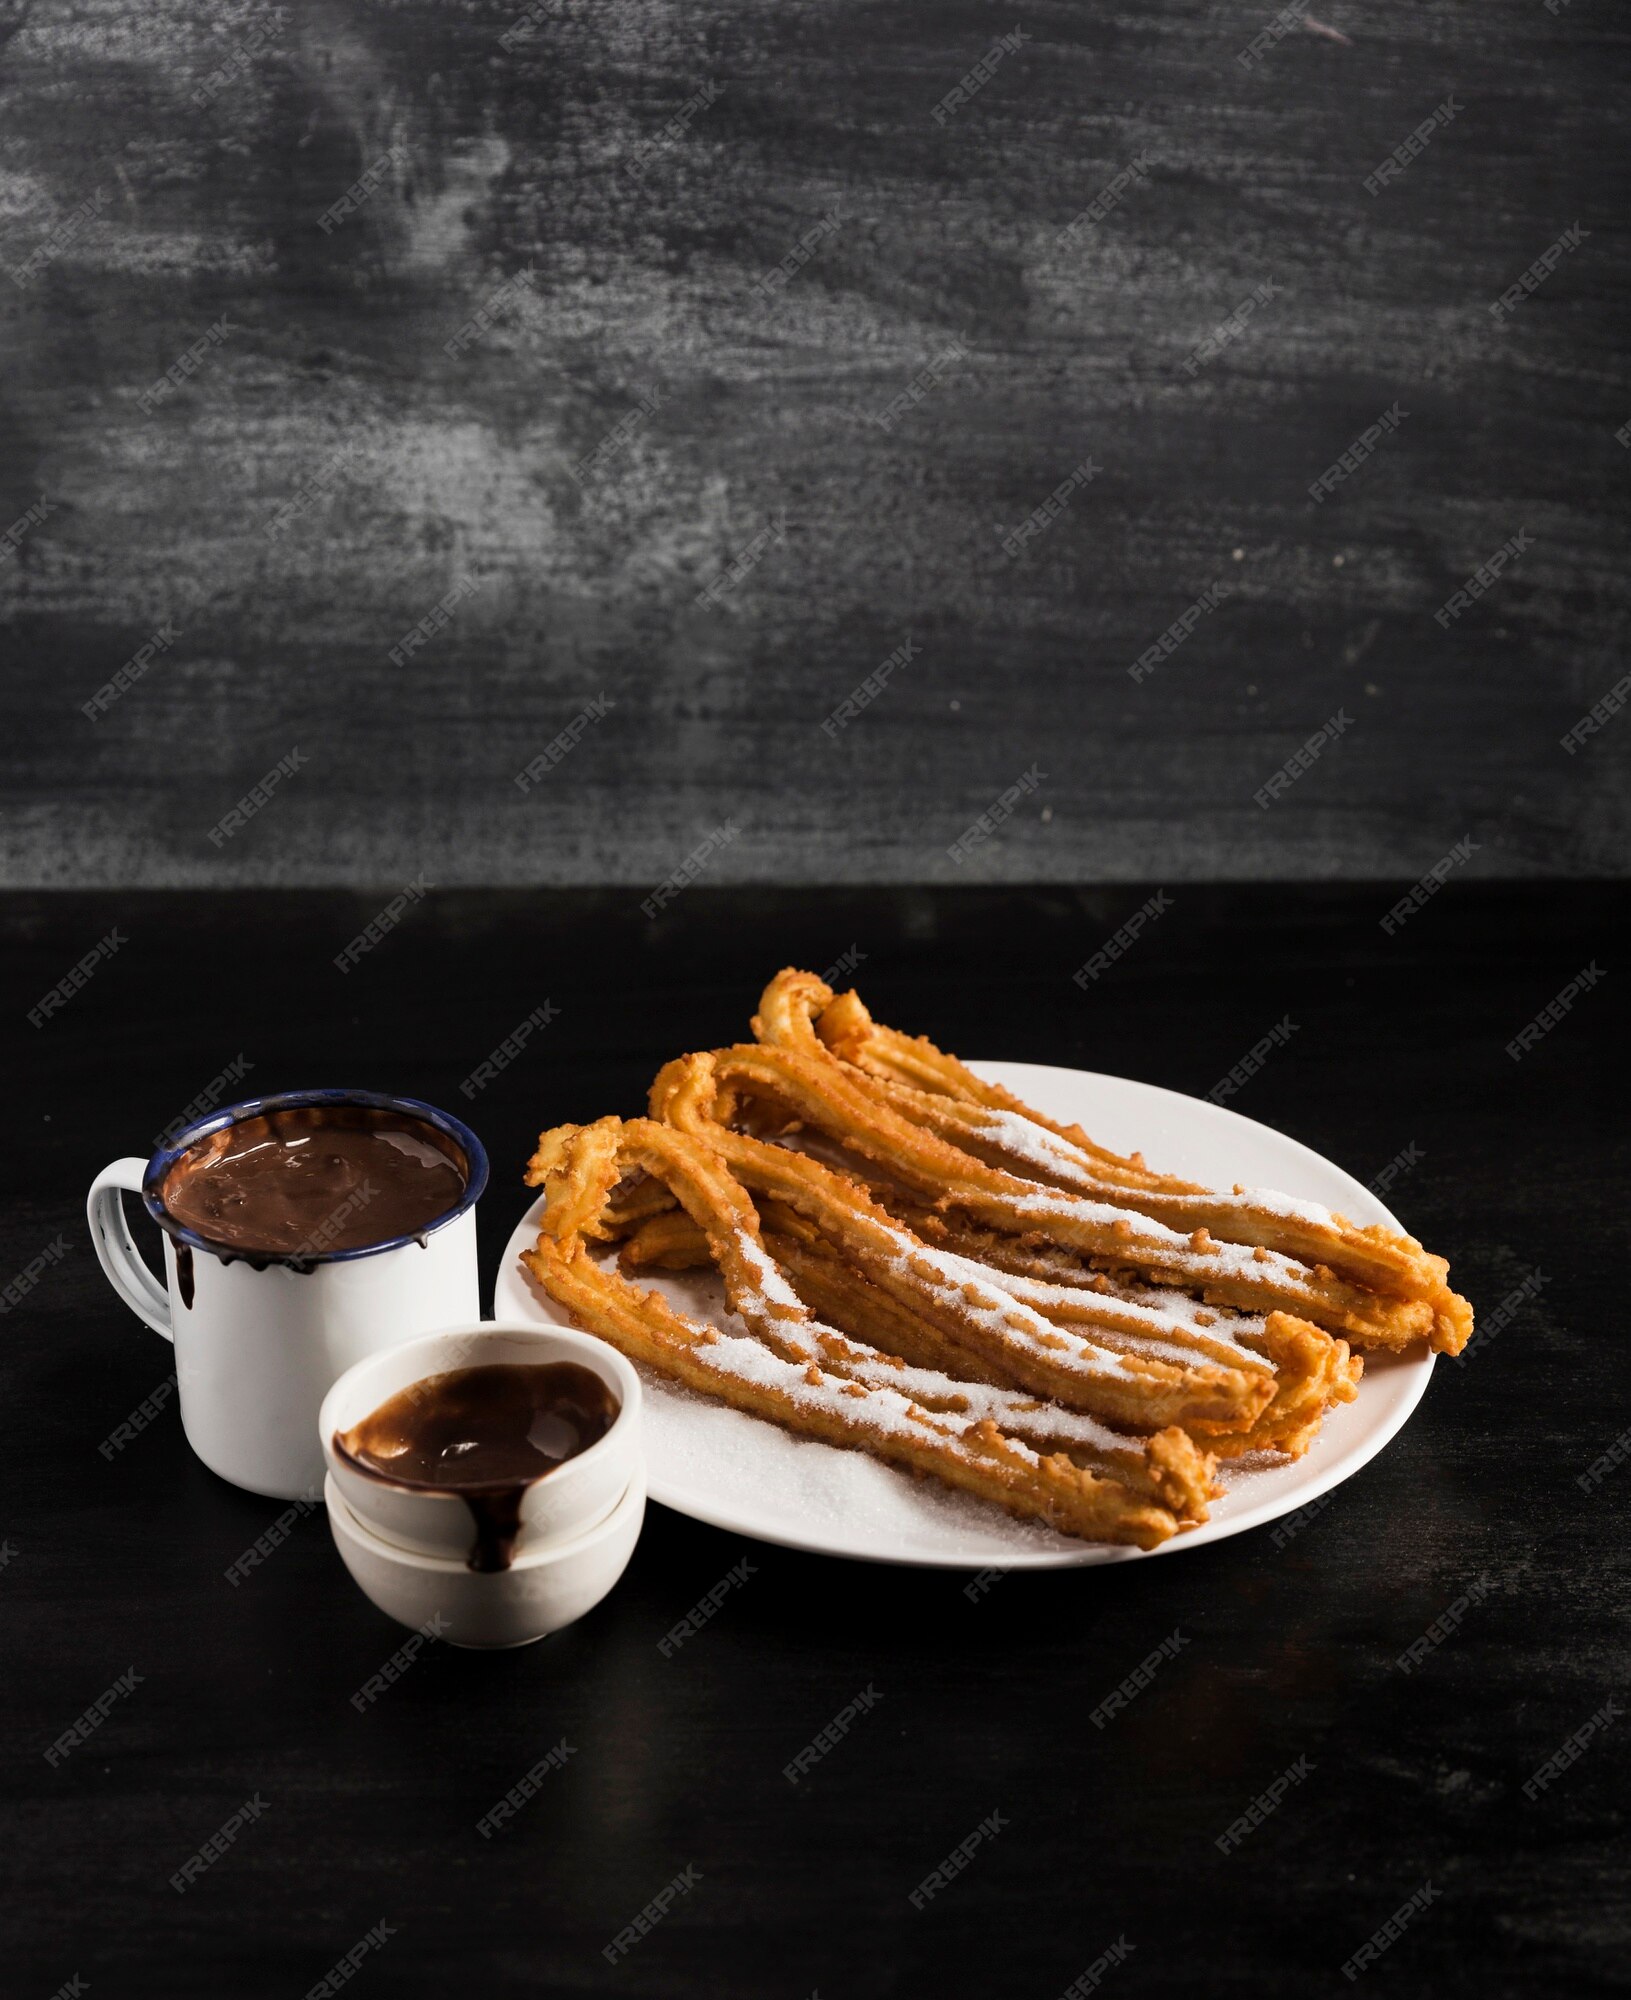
xmin=0 ymin=0 xmax=1625 ymax=885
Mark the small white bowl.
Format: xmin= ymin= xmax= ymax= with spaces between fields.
xmin=326 ymin=1466 xmax=646 ymax=1649
xmin=319 ymin=1321 xmax=641 ymax=1566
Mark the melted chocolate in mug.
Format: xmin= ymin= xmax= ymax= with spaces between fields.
xmin=333 ymin=1362 xmax=620 ymax=1571
xmin=160 ymin=1105 xmax=467 ymax=1267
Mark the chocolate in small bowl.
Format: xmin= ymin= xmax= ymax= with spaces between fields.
xmin=333 ymin=1362 xmax=621 ymax=1572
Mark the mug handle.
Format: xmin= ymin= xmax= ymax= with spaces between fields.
xmin=87 ymin=1157 xmax=173 ymax=1341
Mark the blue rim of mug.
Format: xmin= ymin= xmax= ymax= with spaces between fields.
xmin=141 ymin=1088 xmax=489 ymax=1263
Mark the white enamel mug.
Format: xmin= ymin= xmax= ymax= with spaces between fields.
xmin=87 ymin=1089 xmax=488 ymax=1501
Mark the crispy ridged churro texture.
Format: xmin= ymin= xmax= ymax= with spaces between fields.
xmin=747 ymin=969 xmax=1475 ymax=1356
xmin=663 ymin=1037 xmax=1425 ymax=1354
xmin=609 ymin=1203 xmax=1218 ymax=1518
xmin=616 ymin=1199 xmax=1352 ymax=1467
xmin=1193 ymin=1313 xmax=1362 ymax=1459
xmin=648 ymin=1050 xmax=1368 ymax=1460
xmin=522 ymin=1117 xmax=1205 ymax=1545
xmin=516 ymin=963 xmax=1465 ymax=1549
xmin=650 ymin=1053 xmax=1275 ymax=1433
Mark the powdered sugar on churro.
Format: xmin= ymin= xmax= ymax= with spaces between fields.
xmin=717 ymin=1226 xmax=1171 ymax=1478
xmin=967 ymin=1106 xmax=1099 ymax=1180
xmin=874 ymin=1226 xmax=1147 ymax=1384
xmin=1003 ymin=1187 xmax=1325 ymax=1290
xmin=845 ymin=1357 xmax=1150 ymax=1464
xmin=643 ymin=1254 xmax=1153 ymax=1474
xmin=935 ymin=1250 xmax=1271 ymax=1372
xmin=680 ymin=1315 xmax=983 ymax=1451
xmin=619 ymin=1280 xmax=1071 ymax=1488
xmin=1093 ymin=1273 xmax=1270 ymax=1347
xmin=633 ymin=1348 xmax=1089 ymax=1557
xmin=737 ymin=1233 xmax=808 ymax=1314
xmin=1233 ymin=1186 xmax=1337 ymax=1228
xmin=968 ymin=1109 xmax=1338 ymax=1234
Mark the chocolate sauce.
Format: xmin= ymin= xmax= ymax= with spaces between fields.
xmin=174 ymin=1243 xmax=195 ymax=1311
xmin=160 ymin=1105 xmax=466 ymax=1260
xmin=333 ymin=1362 xmax=620 ymax=1572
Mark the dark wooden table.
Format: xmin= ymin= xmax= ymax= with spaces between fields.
xmin=3 ymin=885 xmax=1622 ymax=1997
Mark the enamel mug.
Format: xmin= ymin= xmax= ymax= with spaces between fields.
xmin=86 ymin=1088 xmax=487 ymax=1500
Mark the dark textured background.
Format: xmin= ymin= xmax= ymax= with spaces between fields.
xmin=1 ymin=0 xmax=1626 ymax=886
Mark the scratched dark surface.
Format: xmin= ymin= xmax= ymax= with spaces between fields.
xmin=0 ymin=2 xmax=1627 ymax=886
xmin=2 ymin=884 xmax=1625 ymax=1997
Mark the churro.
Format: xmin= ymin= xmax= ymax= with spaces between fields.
xmin=522 ymin=1118 xmax=1206 ymax=1545
xmin=513 ymin=962 xmax=1470 ymax=1550
xmin=755 ymin=969 xmax=1472 ymax=1354
xmin=650 ymin=1053 xmax=1274 ymax=1433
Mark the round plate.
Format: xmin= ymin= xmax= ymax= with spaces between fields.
xmin=494 ymin=1062 xmax=1434 ymax=1569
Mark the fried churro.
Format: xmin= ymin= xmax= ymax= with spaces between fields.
xmin=675 ymin=1037 xmax=1418 ymax=1352
xmin=514 ymin=962 xmax=1470 ymax=1549
xmin=756 ymin=969 xmax=1472 ymax=1354
xmin=613 ymin=1202 xmax=1217 ymax=1514
xmin=650 ymin=1053 xmax=1273 ymax=1433
xmin=522 ymin=1118 xmax=1208 ymax=1544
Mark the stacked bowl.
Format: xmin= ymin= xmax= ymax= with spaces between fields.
xmin=319 ymin=1323 xmax=645 ymax=1649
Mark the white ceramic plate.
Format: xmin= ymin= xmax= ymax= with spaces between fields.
xmin=494 ymin=1062 xmax=1434 ymax=1569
